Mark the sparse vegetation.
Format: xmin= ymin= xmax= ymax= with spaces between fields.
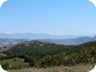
xmin=8 ymin=64 xmax=94 ymax=72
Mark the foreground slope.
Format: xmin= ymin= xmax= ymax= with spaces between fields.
xmin=9 ymin=64 xmax=94 ymax=72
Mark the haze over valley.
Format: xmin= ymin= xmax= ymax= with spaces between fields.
xmin=0 ymin=33 xmax=96 ymax=47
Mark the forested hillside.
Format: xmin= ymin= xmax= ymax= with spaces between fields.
xmin=0 ymin=41 xmax=96 ymax=70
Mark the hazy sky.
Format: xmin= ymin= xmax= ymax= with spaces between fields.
xmin=0 ymin=0 xmax=96 ymax=35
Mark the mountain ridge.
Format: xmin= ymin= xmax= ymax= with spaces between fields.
xmin=0 ymin=33 xmax=80 ymax=39
xmin=0 ymin=33 xmax=96 ymax=46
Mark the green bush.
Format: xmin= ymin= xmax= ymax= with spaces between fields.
xmin=1 ymin=62 xmax=9 ymax=70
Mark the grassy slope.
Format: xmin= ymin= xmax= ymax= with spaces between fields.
xmin=0 ymin=58 xmax=27 ymax=69
xmin=0 ymin=58 xmax=24 ymax=64
xmin=8 ymin=64 xmax=94 ymax=72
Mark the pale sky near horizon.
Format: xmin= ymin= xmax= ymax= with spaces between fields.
xmin=0 ymin=0 xmax=96 ymax=35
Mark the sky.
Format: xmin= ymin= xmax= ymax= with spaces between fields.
xmin=0 ymin=0 xmax=96 ymax=36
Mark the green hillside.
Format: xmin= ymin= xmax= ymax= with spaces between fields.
xmin=0 ymin=41 xmax=96 ymax=70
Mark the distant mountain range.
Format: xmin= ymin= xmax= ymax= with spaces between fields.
xmin=40 ymin=36 xmax=96 ymax=45
xmin=0 ymin=33 xmax=79 ymax=39
xmin=0 ymin=39 xmax=27 ymax=47
xmin=0 ymin=33 xmax=96 ymax=46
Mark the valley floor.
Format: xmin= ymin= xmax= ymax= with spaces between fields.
xmin=8 ymin=64 xmax=94 ymax=72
